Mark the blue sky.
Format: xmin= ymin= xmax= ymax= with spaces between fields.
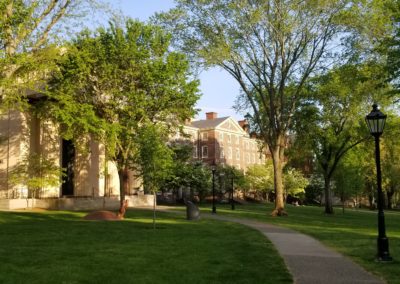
xmin=108 ymin=0 xmax=242 ymax=120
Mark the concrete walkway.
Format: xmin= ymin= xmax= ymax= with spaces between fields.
xmin=205 ymin=214 xmax=385 ymax=284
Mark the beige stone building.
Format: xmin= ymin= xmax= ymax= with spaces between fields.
xmin=0 ymin=109 xmax=151 ymax=210
xmin=176 ymin=112 xmax=267 ymax=170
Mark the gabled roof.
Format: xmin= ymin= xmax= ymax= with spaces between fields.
xmin=190 ymin=117 xmax=230 ymax=129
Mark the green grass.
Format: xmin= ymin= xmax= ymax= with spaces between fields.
xmin=0 ymin=209 xmax=291 ymax=284
xmin=197 ymin=203 xmax=400 ymax=284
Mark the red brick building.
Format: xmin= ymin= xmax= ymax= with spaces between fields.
xmin=177 ymin=112 xmax=267 ymax=170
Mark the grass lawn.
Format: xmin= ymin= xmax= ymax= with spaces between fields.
xmin=198 ymin=203 xmax=400 ymax=284
xmin=0 ymin=209 xmax=291 ymax=284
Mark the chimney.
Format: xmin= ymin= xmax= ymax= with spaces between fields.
xmin=206 ymin=112 xmax=218 ymax=120
xmin=238 ymin=119 xmax=249 ymax=133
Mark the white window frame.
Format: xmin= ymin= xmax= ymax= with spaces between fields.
xmin=202 ymin=132 xmax=208 ymax=141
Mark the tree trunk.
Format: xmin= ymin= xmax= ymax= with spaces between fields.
xmin=324 ymin=176 xmax=334 ymax=214
xmin=118 ymin=165 xmax=129 ymax=207
xmin=387 ymin=189 xmax=394 ymax=210
xmin=271 ymin=146 xmax=287 ymax=216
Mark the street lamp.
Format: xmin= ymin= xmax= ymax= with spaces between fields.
xmin=231 ymin=173 xmax=235 ymax=210
xmin=211 ymin=161 xmax=217 ymax=214
xmin=365 ymin=103 xmax=392 ymax=262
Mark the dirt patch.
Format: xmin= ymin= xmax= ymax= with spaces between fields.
xmin=83 ymin=211 xmax=122 ymax=221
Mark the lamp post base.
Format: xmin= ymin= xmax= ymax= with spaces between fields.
xmin=377 ymin=237 xmax=393 ymax=262
xmin=212 ymin=206 xmax=216 ymax=214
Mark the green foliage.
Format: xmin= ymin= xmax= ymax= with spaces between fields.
xmin=333 ymin=150 xmax=365 ymax=203
xmin=283 ymin=168 xmax=309 ymax=198
xmin=304 ymin=175 xmax=324 ymax=205
xmin=161 ymin=141 xmax=212 ymax=201
xmin=156 ymin=0 xmax=378 ymax=211
xmin=9 ymin=152 xmax=63 ymax=197
xmin=381 ymin=114 xmax=400 ymax=208
xmin=0 ymin=0 xmax=108 ymax=111
xmin=135 ymin=124 xmax=173 ymax=193
xmin=47 ymin=19 xmax=200 ymax=198
xmin=294 ymin=62 xmax=393 ymax=213
xmin=245 ymin=162 xmax=274 ymax=195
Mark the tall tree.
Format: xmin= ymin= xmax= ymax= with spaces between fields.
xmin=47 ymin=20 xmax=200 ymax=206
xmin=381 ymin=115 xmax=400 ymax=209
xmin=157 ymin=0 xmax=365 ymax=216
xmin=294 ymin=63 xmax=392 ymax=214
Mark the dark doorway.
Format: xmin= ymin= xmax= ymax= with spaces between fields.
xmin=61 ymin=139 xmax=75 ymax=196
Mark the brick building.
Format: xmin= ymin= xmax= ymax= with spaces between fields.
xmin=176 ymin=112 xmax=267 ymax=170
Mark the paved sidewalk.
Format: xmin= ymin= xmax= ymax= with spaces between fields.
xmin=206 ymin=214 xmax=385 ymax=284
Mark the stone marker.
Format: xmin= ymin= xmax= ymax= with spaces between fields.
xmin=186 ymin=201 xmax=200 ymax=220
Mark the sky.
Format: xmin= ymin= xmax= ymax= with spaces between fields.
xmin=108 ymin=0 xmax=242 ymax=121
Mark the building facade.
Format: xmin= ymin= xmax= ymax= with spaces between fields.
xmin=177 ymin=112 xmax=267 ymax=170
xmin=0 ymin=109 xmax=151 ymax=210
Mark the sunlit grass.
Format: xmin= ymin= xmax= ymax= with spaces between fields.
xmin=196 ymin=203 xmax=400 ymax=284
xmin=0 ymin=209 xmax=291 ymax=284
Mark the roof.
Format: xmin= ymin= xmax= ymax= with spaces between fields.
xmin=190 ymin=117 xmax=230 ymax=129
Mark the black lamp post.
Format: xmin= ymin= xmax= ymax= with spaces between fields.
xmin=231 ymin=173 xmax=235 ymax=210
xmin=211 ymin=162 xmax=217 ymax=214
xmin=365 ymin=103 xmax=392 ymax=262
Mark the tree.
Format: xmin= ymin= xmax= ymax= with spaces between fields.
xmin=294 ymin=63 xmax=392 ymax=214
xmin=381 ymin=115 xmax=400 ymax=209
xmin=135 ymin=124 xmax=174 ymax=228
xmin=333 ymin=149 xmax=366 ymax=213
xmin=47 ymin=20 xmax=200 ymax=206
xmin=9 ymin=152 xmax=62 ymax=207
xmin=158 ymin=0 xmax=365 ymax=216
xmin=245 ymin=162 xmax=274 ymax=201
xmin=0 ymin=0 xmax=108 ymax=109
xmin=283 ymin=167 xmax=309 ymax=202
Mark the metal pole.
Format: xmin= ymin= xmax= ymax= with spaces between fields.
xmin=374 ymin=134 xmax=392 ymax=261
xmin=212 ymin=169 xmax=216 ymax=214
xmin=231 ymin=175 xmax=235 ymax=210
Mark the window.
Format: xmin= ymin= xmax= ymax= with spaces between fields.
xmin=219 ymin=132 xmax=224 ymax=140
xmin=236 ymin=135 xmax=240 ymax=145
xmin=202 ymin=146 xmax=208 ymax=158
xmin=220 ymin=147 xmax=225 ymax=158
xmin=228 ymin=147 xmax=232 ymax=159
xmin=236 ymin=148 xmax=240 ymax=160
xmin=202 ymin=132 xmax=208 ymax=141
xmin=227 ymin=134 xmax=231 ymax=143
xmin=193 ymin=146 xmax=198 ymax=158
xmin=245 ymin=141 xmax=249 ymax=149
xmin=253 ymin=153 xmax=256 ymax=163
xmin=247 ymin=153 xmax=250 ymax=163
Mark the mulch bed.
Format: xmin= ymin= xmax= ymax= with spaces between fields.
xmin=83 ymin=211 xmax=122 ymax=221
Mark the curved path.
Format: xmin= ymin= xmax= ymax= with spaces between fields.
xmin=205 ymin=213 xmax=385 ymax=284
